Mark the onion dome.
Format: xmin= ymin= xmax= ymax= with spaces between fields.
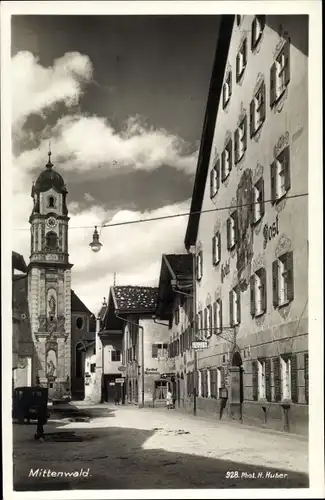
xmin=32 ymin=151 xmax=67 ymax=195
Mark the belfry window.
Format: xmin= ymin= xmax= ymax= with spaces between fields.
xmin=48 ymin=196 xmax=56 ymax=208
xmin=46 ymin=231 xmax=58 ymax=250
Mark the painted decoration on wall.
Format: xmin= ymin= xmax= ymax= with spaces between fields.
xmin=236 ymin=169 xmax=254 ymax=288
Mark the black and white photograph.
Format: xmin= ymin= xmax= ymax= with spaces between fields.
xmin=1 ymin=1 xmax=323 ymax=498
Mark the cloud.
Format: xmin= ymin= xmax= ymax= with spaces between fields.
xmin=12 ymin=195 xmax=190 ymax=314
xmin=11 ymin=50 xmax=195 ymax=314
xmin=12 ymin=51 xmax=93 ymax=129
xmin=12 ymin=50 xmax=197 ymax=178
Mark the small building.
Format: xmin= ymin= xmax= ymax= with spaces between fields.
xmin=98 ymin=286 xmax=173 ymax=407
xmin=155 ymin=254 xmax=194 ymax=409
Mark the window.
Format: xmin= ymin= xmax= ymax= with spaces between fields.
xmin=252 ymin=177 xmax=265 ymax=224
xmin=46 ymin=231 xmax=58 ymax=250
xmin=206 ymin=305 xmax=213 ymax=338
xmin=251 ymin=15 xmax=265 ymax=49
xmin=236 ymin=38 xmax=247 ymax=82
xmin=213 ymin=299 xmax=222 ymax=333
xmin=210 ymin=159 xmax=220 ymax=198
xmin=174 ymin=307 xmax=180 ymax=325
xmin=196 ymin=251 xmax=203 ymax=280
xmin=222 ymin=71 xmax=232 ymax=108
xmin=221 ymin=139 xmax=232 ymax=181
xmin=90 ymin=363 xmax=96 ymax=373
xmin=250 ymin=268 xmax=267 ymax=317
xmin=234 ymin=115 xmax=247 ymax=164
xmin=93 ymin=347 xmax=96 ymax=355
xmin=281 ymin=356 xmax=291 ymax=400
xmin=48 ymin=196 xmax=56 ymax=208
xmin=250 ymin=82 xmax=266 ymax=137
xmin=258 ymin=359 xmax=266 ymax=399
xmin=236 ymin=15 xmax=242 ymax=26
xmin=197 ymin=311 xmax=203 ymax=339
xmin=152 ymin=343 xmax=168 ymax=358
xmin=212 ymin=232 xmax=221 ymax=266
xmin=227 ymin=211 xmax=238 ymax=250
xmin=273 ymin=251 xmax=294 ymax=308
xmin=111 ymin=350 xmax=121 ymax=362
xmin=229 ymin=286 xmax=241 ymax=326
xmin=271 ymin=146 xmax=290 ymax=203
xmin=304 ymin=353 xmax=309 ymax=404
xmin=76 ymin=317 xmax=84 ymax=329
xmin=270 ymin=40 xmax=290 ymax=106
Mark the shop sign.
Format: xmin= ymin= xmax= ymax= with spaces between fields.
xmin=145 ymin=368 xmax=159 ymax=375
xmin=192 ymin=341 xmax=208 ymax=350
xmin=115 ymin=378 xmax=125 ymax=384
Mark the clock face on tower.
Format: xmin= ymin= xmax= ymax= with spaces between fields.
xmin=46 ymin=216 xmax=57 ymax=228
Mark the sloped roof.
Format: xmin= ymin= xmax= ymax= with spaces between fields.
xmin=112 ymin=286 xmax=158 ymax=314
xmin=163 ymin=254 xmax=193 ymax=280
xmin=12 ymin=251 xmax=27 ymax=273
xmin=184 ymin=15 xmax=234 ymax=249
xmin=71 ymin=290 xmax=92 ymax=315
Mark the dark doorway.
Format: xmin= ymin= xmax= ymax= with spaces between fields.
xmin=231 ymin=351 xmax=244 ymax=406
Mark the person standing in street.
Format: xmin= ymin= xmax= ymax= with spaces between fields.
xmin=166 ymin=389 xmax=172 ymax=410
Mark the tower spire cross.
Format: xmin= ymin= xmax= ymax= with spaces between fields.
xmin=47 ymin=141 xmax=53 ymax=169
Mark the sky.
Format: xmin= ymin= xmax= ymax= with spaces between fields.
xmin=11 ymin=14 xmax=220 ymax=314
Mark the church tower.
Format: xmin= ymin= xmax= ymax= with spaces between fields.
xmin=28 ymin=150 xmax=73 ymax=398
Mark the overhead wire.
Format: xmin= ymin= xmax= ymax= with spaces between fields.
xmin=13 ymin=192 xmax=308 ymax=232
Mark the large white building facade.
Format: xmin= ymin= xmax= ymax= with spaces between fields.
xmin=167 ymin=14 xmax=308 ymax=434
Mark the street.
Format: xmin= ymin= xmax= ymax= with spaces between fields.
xmin=13 ymin=402 xmax=309 ymax=491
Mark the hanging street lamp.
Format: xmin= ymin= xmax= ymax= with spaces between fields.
xmin=89 ymin=226 xmax=103 ymax=253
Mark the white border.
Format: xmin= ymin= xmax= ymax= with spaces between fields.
xmin=1 ymin=1 xmax=323 ymax=499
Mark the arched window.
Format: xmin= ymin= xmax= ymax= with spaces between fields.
xmin=76 ymin=317 xmax=84 ymax=329
xmin=46 ymin=231 xmax=58 ymax=250
xmin=48 ymin=196 xmax=56 ymax=208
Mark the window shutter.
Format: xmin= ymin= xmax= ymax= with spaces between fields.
xmin=220 ymin=367 xmax=225 ymax=387
xmin=216 ymin=159 xmax=220 ymax=190
xmin=200 ymin=251 xmax=203 ymax=278
xmin=229 ymin=290 xmax=233 ymax=326
xmin=250 ymin=186 xmax=255 ymax=224
xmin=265 ymin=359 xmax=272 ymax=402
xmin=228 ymin=138 xmax=233 ymax=171
xmin=212 ymin=236 xmax=216 ymax=265
xmin=284 ymin=40 xmax=290 ymax=85
xmin=219 ymin=299 xmax=223 ymax=332
xmin=250 ymin=99 xmax=255 ymax=138
xmin=203 ymin=308 xmax=207 ymax=339
xmin=236 ymin=53 xmax=240 ymax=82
xmin=304 ymin=353 xmax=309 ymax=404
xmin=251 ymin=18 xmax=256 ymax=50
xmin=229 ymin=70 xmax=232 ymax=96
xmin=222 ymin=84 xmax=226 ymax=108
xmin=252 ymin=361 xmax=258 ymax=401
xmin=243 ymin=38 xmax=247 ymax=64
xmin=217 ymin=232 xmax=221 ymax=263
xmin=234 ymin=211 xmax=239 ymax=245
xmin=286 ymin=250 xmax=294 ymax=302
xmin=260 ymin=267 xmax=267 ymax=313
xmin=234 ymin=129 xmax=239 ymax=164
xmin=152 ymin=344 xmax=158 ymax=358
xmin=273 ymin=357 xmax=282 ymax=402
xmin=250 ymin=274 xmax=256 ymax=317
xmin=221 ymin=152 xmax=225 ymax=181
xmin=204 ymin=370 xmax=208 ymax=397
xmin=213 ymin=302 xmax=217 ymax=334
xmin=210 ymin=169 xmax=214 ymax=198
xmin=290 ymin=354 xmax=298 ymax=403
xmin=243 ymin=116 xmax=247 ymax=151
xmin=270 ymin=161 xmax=277 ymax=203
xmin=284 ymin=146 xmax=291 ymax=191
xmin=227 ymin=217 xmax=231 ymax=250
xmin=259 ymin=177 xmax=265 ymax=217
xmin=260 ymin=81 xmax=266 ymax=123
xmin=270 ymin=62 xmax=277 ymax=107
xmin=272 ymin=260 xmax=279 ymax=308
xmin=237 ymin=289 xmax=241 ymax=324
